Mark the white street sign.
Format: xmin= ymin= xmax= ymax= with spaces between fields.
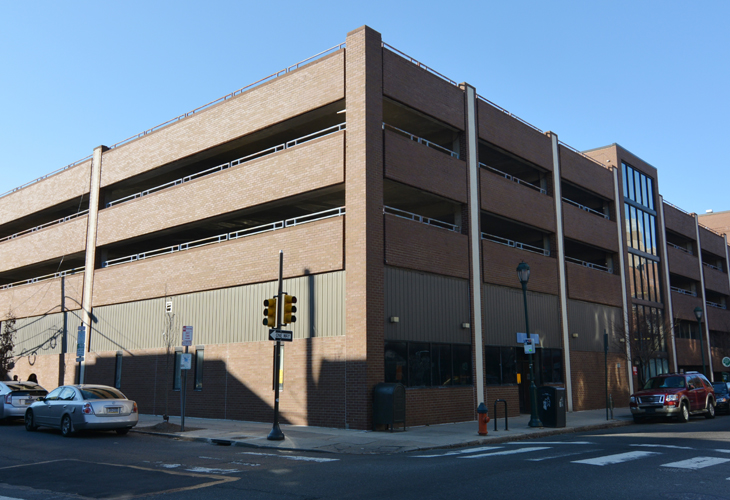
xmin=524 ymin=338 xmax=535 ymax=354
xmin=182 ymin=326 xmax=193 ymax=347
xmin=269 ymin=329 xmax=293 ymax=342
xmin=180 ymin=353 xmax=193 ymax=370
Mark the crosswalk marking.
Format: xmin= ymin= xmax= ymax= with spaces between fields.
xmin=237 ymin=452 xmax=338 ymax=463
xmin=527 ymin=450 xmax=602 ymax=462
xmin=572 ymin=451 xmax=660 ymax=466
xmin=630 ymin=444 xmax=694 ymax=450
xmin=661 ymin=457 xmax=730 ymax=470
xmin=414 ymin=446 xmax=503 ymax=458
xmin=458 ymin=446 xmax=552 ymax=459
xmin=507 ymin=441 xmax=595 ymax=445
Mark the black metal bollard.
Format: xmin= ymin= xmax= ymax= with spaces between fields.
xmin=494 ymin=399 xmax=508 ymax=431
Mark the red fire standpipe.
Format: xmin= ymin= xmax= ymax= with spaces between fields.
xmin=477 ymin=402 xmax=490 ymax=436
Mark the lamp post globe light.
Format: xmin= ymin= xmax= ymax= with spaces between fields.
xmin=694 ymin=306 xmax=707 ymax=378
xmin=517 ymin=261 xmax=542 ymax=428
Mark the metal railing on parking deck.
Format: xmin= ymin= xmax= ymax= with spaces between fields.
xmin=562 ymin=197 xmax=609 ymax=220
xmin=670 ymin=286 xmax=697 ymax=297
xmin=382 ymin=123 xmax=459 ymax=159
xmin=667 ymin=242 xmax=693 ymax=255
xmin=1 ymin=267 xmax=84 ymax=290
xmin=102 ymin=207 xmax=346 ymax=268
xmin=481 ymin=232 xmax=550 ymax=257
xmin=383 ymin=206 xmax=460 ymax=233
xmin=480 ymin=163 xmax=546 ymax=195
xmin=381 ymin=42 xmax=459 ymax=87
xmin=0 ymin=209 xmax=89 ymax=244
xmin=107 ymin=123 xmax=346 ymax=208
xmin=706 ymin=301 xmax=727 ymax=310
xmin=565 ymin=256 xmax=613 ymax=274
xmin=0 ymin=155 xmax=92 ymax=200
xmin=703 ymin=262 xmax=722 ymax=272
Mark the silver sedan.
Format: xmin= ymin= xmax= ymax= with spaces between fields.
xmin=0 ymin=381 xmax=47 ymax=421
xmin=25 ymin=384 xmax=138 ymax=437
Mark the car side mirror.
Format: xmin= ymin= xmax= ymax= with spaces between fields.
xmin=37 ymin=397 xmax=45 ymax=402
xmin=688 ymin=384 xmax=695 ymax=390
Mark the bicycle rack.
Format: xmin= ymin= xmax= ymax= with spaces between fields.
xmin=494 ymin=399 xmax=508 ymax=431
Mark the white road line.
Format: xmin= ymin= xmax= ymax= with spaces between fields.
xmin=185 ymin=467 xmax=241 ymax=475
xmin=507 ymin=441 xmax=595 ymax=445
xmin=0 ymin=497 xmax=25 ymax=500
xmin=527 ymin=450 xmax=602 ymax=462
xmin=413 ymin=446 xmax=503 ymax=458
xmin=458 ymin=446 xmax=552 ymax=459
xmin=630 ymin=444 xmax=694 ymax=450
xmin=572 ymin=451 xmax=660 ymax=466
xmin=237 ymin=452 xmax=339 ymax=463
xmin=662 ymin=457 xmax=730 ymax=470
xmin=716 ymin=449 xmax=730 ymax=454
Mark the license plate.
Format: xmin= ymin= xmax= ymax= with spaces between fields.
xmin=106 ymin=407 xmax=121 ymax=414
xmin=22 ymin=399 xmax=31 ymax=405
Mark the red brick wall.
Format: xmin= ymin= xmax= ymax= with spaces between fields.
xmin=385 ymin=215 xmax=469 ymax=279
xmin=92 ymin=217 xmax=344 ymax=307
xmin=699 ymin=212 xmax=730 ymax=238
xmin=699 ymin=227 xmax=726 ymax=257
xmin=0 ymin=275 xmax=84 ymax=319
xmin=483 ymin=239 xmax=559 ymax=295
xmin=384 ymin=130 xmax=467 ymax=203
xmin=97 ymin=132 xmax=344 ymax=246
xmin=664 ymin=205 xmax=696 ymax=240
xmin=559 ymin=146 xmax=614 ymax=201
xmin=675 ymin=338 xmax=705 ymax=366
xmin=477 ymin=100 xmax=553 ymax=171
xmin=0 ymin=160 xmax=92 ymax=226
xmin=100 ymin=51 xmax=345 ymax=188
xmin=671 ymin=291 xmax=703 ymax=322
xmin=708 ymin=306 xmax=730 ymax=332
xmin=382 ymin=49 xmax=465 ymax=130
xmin=563 ymin=203 xmax=619 ymax=253
xmin=570 ymin=351 xmax=630 ymax=410
xmin=704 ymin=266 xmax=730 ymax=295
xmin=566 ymin=262 xmax=623 ymax=308
xmin=480 ymin=172 xmax=556 ymax=233
xmin=405 ymin=386 xmax=475 ymax=427
xmin=485 ymin=385 xmax=520 ymax=418
xmin=667 ymin=245 xmax=701 ymax=281
xmin=0 ymin=216 xmax=87 ymax=274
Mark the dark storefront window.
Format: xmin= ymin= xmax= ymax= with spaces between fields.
xmin=484 ymin=346 xmax=517 ymax=385
xmin=384 ymin=342 xmax=472 ymax=388
xmin=541 ymin=348 xmax=563 ymax=384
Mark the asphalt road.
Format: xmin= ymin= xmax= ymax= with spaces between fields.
xmin=1 ymin=414 xmax=730 ymax=500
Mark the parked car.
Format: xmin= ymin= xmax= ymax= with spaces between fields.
xmin=629 ymin=372 xmax=715 ymax=423
xmin=712 ymin=382 xmax=730 ymax=414
xmin=25 ymin=384 xmax=138 ymax=436
xmin=0 ymin=381 xmax=47 ymax=422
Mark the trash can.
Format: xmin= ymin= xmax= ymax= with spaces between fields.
xmin=372 ymin=382 xmax=406 ymax=431
xmin=537 ymin=386 xmax=566 ymax=428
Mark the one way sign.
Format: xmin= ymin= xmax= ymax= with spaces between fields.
xmin=269 ymin=329 xmax=293 ymax=342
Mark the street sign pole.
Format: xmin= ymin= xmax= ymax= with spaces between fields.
xmin=268 ymin=250 xmax=285 ymax=441
xmin=181 ymin=326 xmax=193 ymax=432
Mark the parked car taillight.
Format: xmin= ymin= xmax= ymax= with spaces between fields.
xmin=132 ymin=402 xmax=138 ymax=413
xmin=83 ymin=403 xmax=94 ymax=414
xmin=4 ymin=394 xmax=11 ymax=404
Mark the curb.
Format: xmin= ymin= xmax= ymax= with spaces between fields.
xmin=132 ymin=419 xmax=633 ymax=455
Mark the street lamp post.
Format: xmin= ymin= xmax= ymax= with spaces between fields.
xmin=694 ymin=306 xmax=707 ymax=378
xmin=517 ymin=261 xmax=542 ymax=428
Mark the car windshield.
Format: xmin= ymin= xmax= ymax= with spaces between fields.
xmin=643 ymin=376 xmax=685 ymax=390
xmin=79 ymin=387 xmax=126 ymax=400
xmin=713 ymin=383 xmax=728 ymax=394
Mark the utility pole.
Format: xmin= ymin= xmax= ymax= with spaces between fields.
xmin=268 ymin=250 xmax=285 ymax=441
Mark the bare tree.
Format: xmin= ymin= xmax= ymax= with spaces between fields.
xmin=612 ymin=308 xmax=673 ymax=388
xmin=0 ymin=312 xmax=17 ymax=380
xmin=161 ymin=293 xmax=179 ymax=423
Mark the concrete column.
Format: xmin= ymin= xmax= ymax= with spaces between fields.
xmin=344 ymin=26 xmax=384 ymax=430
xmin=461 ymin=83 xmax=485 ymax=406
xmin=548 ymin=132 xmax=573 ymax=411
xmin=694 ymin=214 xmax=714 ymax=380
xmin=614 ymin=168 xmax=635 ymax=394
xmin=657 ymin=196 xmax=678 ymax=373
xmin=79 ymin=145 xmax=106 ymax=384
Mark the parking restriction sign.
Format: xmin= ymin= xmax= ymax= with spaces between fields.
xmin=182 ymin=326 xmax=193 ymax=347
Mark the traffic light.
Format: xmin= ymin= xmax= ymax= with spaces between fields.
xmin=263 ymin=297 xmax=277 ymax=327
xmin=282 ymin=294 xmax=297 ymax=325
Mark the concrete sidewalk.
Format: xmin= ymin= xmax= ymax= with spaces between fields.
xmin=133 ymin=407 xmax=634 ymax=455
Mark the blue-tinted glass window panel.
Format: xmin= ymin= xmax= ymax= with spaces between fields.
xmin=627 ymin=165 xmax=635 ymax=201
xmin=622 ymin=163 xmax=628 ymax=197
xmin=647 ymin=178 xmax=654 ymax=210
xmin=644 ymin=212 xmax=652 ymax=253
xmin=634 ymin=170 xmax=642 ymax=205
xmin=641 ymin=176 xmax=649 ymax=209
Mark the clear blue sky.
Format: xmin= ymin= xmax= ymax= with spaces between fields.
xmin=1 ymin=1 xmax=727 ymax=214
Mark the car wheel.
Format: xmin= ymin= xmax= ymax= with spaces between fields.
xmin=25 ymin=410 xmax=37 ymax=431
xmin=678 ymin=402 xmax=690 ymax=423
xmin=115 ymin=428 xmax=130 ymax=435
xmin=633 ymin=415 xmax=644 ymax=424
xmin=61 ymin=415 xmax=74 ymax=437
xmin=705 ymin=400 xmax=716 ymax=419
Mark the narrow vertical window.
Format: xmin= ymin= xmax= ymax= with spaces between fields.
xmin=114 ymin=351 xmax=123 ymax=389
xmin=194 ymin=347 xmax=204 ymax=391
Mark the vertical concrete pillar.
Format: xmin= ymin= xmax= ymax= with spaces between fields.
xmin=461 ymin=83 xmax=485 ymax=406
xmin=614 ymin=168 xmax=635 ymax=394
xmin=657 ymin=196 xmax=678 ymax=372
xmin=548 ymin=132 xmax=573 ymax=412
xmin=344 ymin=26 xmax=384 ymax=430
xmin=79 ymin=145 xmax=106 ymax=384
xmin=724 ymin=235 xmax=730 ymax=301
xmin=694 ymin=215 xmax=714 ymax=380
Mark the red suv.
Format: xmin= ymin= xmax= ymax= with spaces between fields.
xmin=630 ymin=372 xmax=716 ymax=423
